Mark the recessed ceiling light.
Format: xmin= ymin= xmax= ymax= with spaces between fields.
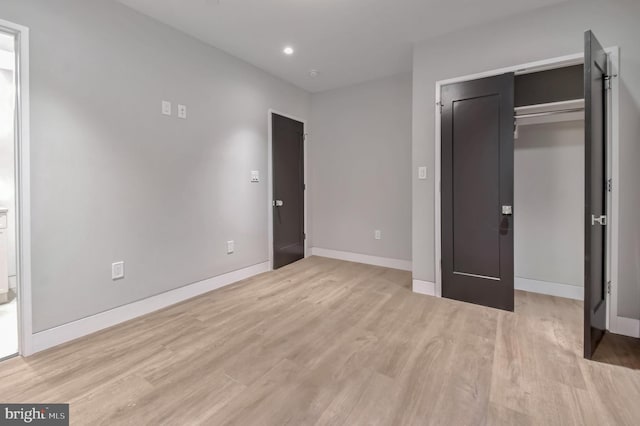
xmin=283 ymin=46 xmax=294 ymax=55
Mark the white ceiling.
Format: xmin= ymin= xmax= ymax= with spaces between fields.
xmin=117 ymin=0 xmax=568 ymax=93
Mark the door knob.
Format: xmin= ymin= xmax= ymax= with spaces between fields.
xmin=274 ymin=200 xmax=284 ymax=207
xmin=591 ymin=214 xmax=607 ymax=226
xmin=502 ymin=205 xmax=513 ymax=215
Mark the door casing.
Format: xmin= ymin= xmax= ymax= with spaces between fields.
xmin=267 ymin=109 xmax=308 ymax=271
xmin=0 ymin=19 xmax=33 ymax=357
xmin=432 ymin=48 xmax=621 ymax=335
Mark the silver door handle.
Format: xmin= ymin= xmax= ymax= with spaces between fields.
xmin=274 ymin=200 xmax=284 ymax=207
xmin=502 ymin=205 xmax=513 ymax=215
xmin=592 ymin=214 xmax=607 ymax=226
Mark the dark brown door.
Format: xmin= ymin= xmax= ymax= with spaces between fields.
xmin=272 ymin=113 xmax=305 ymax=269
xmin=584 ymin=30 xmax=608 ymax=359
xmin=441 ymin=73 xmax=515 ymax=311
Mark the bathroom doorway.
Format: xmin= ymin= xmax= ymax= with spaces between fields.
xmin=0 ymin=29 xmax=17 ymax=360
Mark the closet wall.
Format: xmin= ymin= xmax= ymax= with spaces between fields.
xmin=515 ymin=121 xmax=584 ymax=288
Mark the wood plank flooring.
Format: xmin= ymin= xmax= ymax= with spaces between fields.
xmin=0 ymin=256 xmax=639 ymax=425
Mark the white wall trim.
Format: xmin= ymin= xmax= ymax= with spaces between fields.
xmin=267 ymin=109 xmax=308 ymax=271
xmin=30 ymin=261 xmax=270 ymax=355
xmin=603 ymin=48 xmax=628 ymax=336
xmin=412 ymin=279 xmax=436 ymax=296
xmin=515 ymin=277 xmax=583 ymax=301
xmin=310 ymin=247 xmax=412 ymax=271
xmin=609 ymin=315 xmax=640 ymax=339
xmin=0 ymin=19 xmax=33 ymax=357
xmin=433 ymin=48 xmax=623 ymax=336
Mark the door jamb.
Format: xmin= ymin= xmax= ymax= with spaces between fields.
xmin=267 ymin=109 xmax=308 ymax=271
xmin=434 ymin=50 xmax=621 ymax=336
xmin=0 ymin=19 xmax=33 ymax=356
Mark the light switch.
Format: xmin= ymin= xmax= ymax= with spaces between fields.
xmin=251 ymin=171 xmax=260 ymax=183
xmin=178 ymin=104 xmax=187 ymax=119
xmin=418 ymin=166 xmax=427 ymax=180
xmin=227 ymin=240 xmax=235 ymax=254
xmin=162 ymin=101 xmax=172 ymax=116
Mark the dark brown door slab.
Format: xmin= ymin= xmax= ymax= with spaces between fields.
xmin=272 ymin=113 xmax=305 ymax=270
xmin=441 ymin=73 xmax=515 ymax=311
xmin=584 ymin=30 xmax=608 ymax=359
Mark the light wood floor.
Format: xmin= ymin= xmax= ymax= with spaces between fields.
xmin=1 ymin=256 xmax=639 ymax=425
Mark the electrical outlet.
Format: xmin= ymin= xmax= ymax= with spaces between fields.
xmin=251 ymin=171 xmax=260 ymax=183
xmin=112 ymin=261 xmax=125 ymax=280
xmin=162 ymin=100 xmax=172 ymax=116
xmin=178 ymin=104 xmax=187 ymax=119
xmin=227 ymin=240 xmax=234 ymax=254
xmin=374 ymin=230 xmax=382 ymax=240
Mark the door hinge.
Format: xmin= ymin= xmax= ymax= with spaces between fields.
xmin=607 ymin=178 xmax=612 ymax=192
xmin=591 ymin=214 xmax=607 ymax=226
xmin=304 ymin=233 xmax=306 ymax=240
xmin=303 ymin=133 xmax=308 ymax=141
xmin=303 ymin=184 xmax=306 ymax=190
xmin=604 ymin=74 xmax=617 ymax=90
xmin=607 ymin=281 xmax=612 ymax=295
xmin=437 ymin=101 xmax=443 ymax=113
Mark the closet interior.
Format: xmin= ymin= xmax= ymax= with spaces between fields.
xmin=513 ymin=64 xmax=585 ymax=300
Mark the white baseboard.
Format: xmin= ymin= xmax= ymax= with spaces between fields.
xmin=412 ymin=279 xmax=436 ymax=296
xmin=30 ymin=261 xmax=270 ymax=355
xmin=515 ymin=277 xmax=583 ymax=301
xmin=610 ymin=315 xmax=640 ymax=338
xmin=310 ymin=247 xmax=412 ymax=271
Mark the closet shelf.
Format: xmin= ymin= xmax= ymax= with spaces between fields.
xmin=514 ymin=99 xmax=584 ymax=127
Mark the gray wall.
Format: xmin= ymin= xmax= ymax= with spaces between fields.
xmin=413 ymin=0 xmax=640 ymax=319
xmin=515 ymin=121 xmax=584 ymax=287
xmin=0 ymin=0 xmax=310 ymax=332
xmin=309 ymin=74 xmax=412 ymax=261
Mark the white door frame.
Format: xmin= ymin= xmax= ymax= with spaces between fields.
xmin=434 ymin=49 xmax=627 ymax=336
xmin=267 ymin=109 xmax=308 ymax=270
xmin=0 ymin=19 xmax=33 ymax=356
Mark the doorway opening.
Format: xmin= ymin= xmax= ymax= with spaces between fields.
xmin=0 ymin=18 xmax=32 ymax=359
xmin=513 ymin=65 xmax=585 ymax=302
xmin=0 ymin=29 xmax=17 ymax=360
xmin=434 ymin=33 xmax=620 ymax=359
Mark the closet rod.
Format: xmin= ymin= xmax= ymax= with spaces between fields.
xmin=514 ymin=107 xmax=584 ymax=120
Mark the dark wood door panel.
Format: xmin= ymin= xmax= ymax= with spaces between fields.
xmin=452 ymin=95 xmax=502 ymax=279
xmin=441 ymin=73 xmax=515 ymax=312
xmin=272 ymin=113 xmax=305 ymax=270
xmin=584 ymin=30 xmax=608 ymax=359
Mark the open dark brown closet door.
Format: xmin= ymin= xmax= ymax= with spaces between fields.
xmin=441 ymin=73 xmax=515 ymax=311
xmin=272 ymin=113 xmax=305 ymax=270
xmin=584 ymin=30 xmax=608 ymax=359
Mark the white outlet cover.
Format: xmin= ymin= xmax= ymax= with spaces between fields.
xmin=227 ymin=240 xmax=234 ymax=254
xmin=374 ymin=230 xmax=382 ymax=240
xmin=251 ymin=171 xmax=260 ymax=183
xmin=178 ymin=104 xmax=187 ymax=119
xmin=112 ymin=261 xmax=125 ymax=280
xmin=162 ymin=100 xmax=172 ymax=116
xmin=418 ymin=166 xmax=427 ymax=180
